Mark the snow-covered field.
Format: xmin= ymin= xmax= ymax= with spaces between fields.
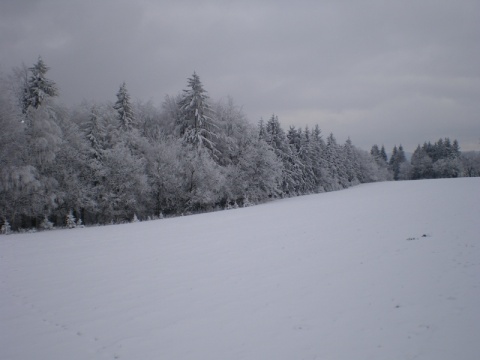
xmin=1 ymin=178 xmax=479 ymax=360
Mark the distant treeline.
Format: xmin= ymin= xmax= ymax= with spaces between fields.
xmin=371 ymin=138 xmax=479 ymax=181
xmin=370 ymin=137 xmax=480 ymax=180
xmin=1 ymin=58 xmax=479 ymax=232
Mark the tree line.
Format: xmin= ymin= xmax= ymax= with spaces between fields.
xmin=0 ymin=57 xmax=478 ymax=232
xmin=370 ymin=138 xmax=479 ymax=181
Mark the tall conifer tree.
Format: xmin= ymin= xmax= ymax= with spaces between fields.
xmin=113 ymin=82 xmax=135 ymax=132
xmin=23 ymin=56 xmax=58 ymax=113
xmin=177 ymin=72 xmax=218 ymax=154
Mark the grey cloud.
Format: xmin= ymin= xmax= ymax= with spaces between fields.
xmin=1 ymin=0 xmax=479 ymax=151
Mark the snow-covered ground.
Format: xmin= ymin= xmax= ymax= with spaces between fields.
xmin=1 ymin=178 xmax=479 ymax=360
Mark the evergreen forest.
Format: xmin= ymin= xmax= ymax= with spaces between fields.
xmin=1 ymin=58 xmax=479 ymax=232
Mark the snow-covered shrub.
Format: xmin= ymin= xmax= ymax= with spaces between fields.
xmin=243 ymin=195 xmax=253 ymax=207
xmin=132 ymin=214 xmax=140 ymax=223
xmin=40 ymin=216 xmax=54 ymax=230
xmin=1 ymin=219 xmax=12 ymax=235
xmin=225 ymin=200 xmax=238 ymax=210
xmin=66 ymin=210 xmax=77 ymax=229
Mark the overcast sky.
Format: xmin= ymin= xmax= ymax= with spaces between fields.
xmin=1 ymin=0 xmax=479 ymax=151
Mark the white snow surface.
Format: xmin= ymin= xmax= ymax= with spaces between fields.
xmin=1 ymin=178 xmax=479 ymax=360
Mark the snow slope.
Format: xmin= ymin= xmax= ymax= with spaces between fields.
xmin=1 ymin=178 xmax=479 ymax=360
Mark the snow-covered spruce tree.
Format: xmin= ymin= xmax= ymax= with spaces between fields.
xmin=23 ymin=56 xmax=58 ymax=113
xmin=177 ymin=72 xmax=219 ymax=156
xmin=40 ymin=216 xmax=54 ymax=230
xmin=410 ymin=145 xmax=433 ymax=179
xmin=310 ymin=125 xmax=331 ymax=192
xmin=1 ymin=219 xmax=12 ymax=235
xmin=106 ymin=84 xmax=152 ymax=222
xmin=22 ymin=57 xmax=62 ymax=174
xmin=370 ymin=144 xmax=381 ymax=162
xmin=325 ymin=133 xmax=348 ymax=190
xmin=264 ymin=114 xmax=301 ymax=196
xmin=371 ymin=144 xmax=388 ymax=166
xmin=380 ymin=145 xmax=388 ymax=163
xmin=66 ymin=210 xmax=77 ymax=229
xmin=84 ymin=105 xmax=106 ymax=160
xmin=297 ymin=127 xmax=317 ymax=194
xmin=286 ymin=126 xmax=315 ymax=194
xmin=343 ymin=138 xmax=361 ymax=185
xmin=258 ymin=118 xmax=266 ymax=140
xmin=451 ymin=139 xmax=461 ymax=158
xmin=69 ymin=103 xmax=112 ymax=225
xmin=114 ymin=82 xmax=136 ymax=132
xmin=15 ymin=58 xmax=64 ymax=227
xmin=389 ymin=145 xmax=407 ymax=180
xmin=224 ymin=124 xmax=282 ymax=204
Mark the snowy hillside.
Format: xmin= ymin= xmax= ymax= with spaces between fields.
xmin=1 ymin=178 xmax=479 ymax=360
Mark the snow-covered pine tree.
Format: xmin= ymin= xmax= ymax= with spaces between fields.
xmin=177 ymin=72 xmax=218 ymax=155
xmin=380 ymin=145 xmax=388 ymax=163
xmin=389 ymin=145 xmax=407 ymax=180
xmin=452 ymin=139 xmax=461 ymax=158
xmin=410 ymin=145 xmax=433 ymax=179
xmin=1 ymin=219 xmax=12 ymax=235
xmin=19 ymin=59 xmax=63 ymax=224
xmin=258 ymin=118 xmax=266 ymax=141
xmin=40 ymin=216 xmax=54 ymax=230
xmin=325 ymin=133 xmax=348 ymax=190
xmin=297 ymin=126 xmax=317 ymax=194
xmin=84 ymin=105 xmax=106 ymax=160
xmin=370 ymin=144 xmax=380 ymax=160
xmin=24 ymin=56 xmax=58 ymax=112
xmin=309 ymin=125 xmax=329 ymax=191
xmin=66 ymin=210 xmax=77 ymax=228
xmin=224 ymin=126 xmax=282 ymax=203
xmin=22 ymin=57 xmax=62 ymax=174
xmin=265 ymin=115 xmax=301 ymax=195
xmin=287 ymin=126 xmax=302 ymax=152
xmin=343 ymin=138 xmax=361 ymax=185
xmin=114 ymin=82 xmax=136 ymax=132
xmin=285 ymin=126 xmax=315 ymax=194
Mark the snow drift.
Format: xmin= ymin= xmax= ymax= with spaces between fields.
xmin=1 ymin=178 xmax=479 ymax=360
